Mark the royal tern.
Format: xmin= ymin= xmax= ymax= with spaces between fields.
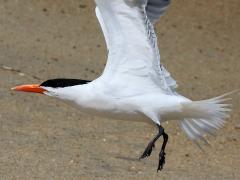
xmin=12 ymin=0 xmax=236 ymax=171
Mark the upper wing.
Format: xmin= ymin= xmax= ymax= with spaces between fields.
xmin=95 ymin=0 xmax=177 ymax=97
xmin=96 ymin=0 xmax=171 ymax=49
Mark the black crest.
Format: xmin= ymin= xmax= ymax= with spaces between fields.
xmin=40 ymin=78 xmax=91 ymax=88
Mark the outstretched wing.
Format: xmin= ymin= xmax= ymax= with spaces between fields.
xmin=95 ymin=0 xmax=177 ymax=97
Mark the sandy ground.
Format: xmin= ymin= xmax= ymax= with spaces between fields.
xmin=0 ymin=0 xmax=240 ymax=179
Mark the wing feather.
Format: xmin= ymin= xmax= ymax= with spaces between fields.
xmin=95 ymin=0 xmax=177 ymax=96
xmin=146 ymin=0 xmax=171 ymax=24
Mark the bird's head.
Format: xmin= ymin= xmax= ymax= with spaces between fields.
xmin=12 ymin=78 xmax=91 ymax=99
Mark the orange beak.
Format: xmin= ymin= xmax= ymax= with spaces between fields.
xmin=11 ymin=84 xmax=46 ymax=94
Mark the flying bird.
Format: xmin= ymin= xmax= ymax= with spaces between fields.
xmin=12 ymin=0 xmax=235 ymax=171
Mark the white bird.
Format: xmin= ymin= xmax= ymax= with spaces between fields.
xmin=12 ymin=0 xmax=236 ymax=171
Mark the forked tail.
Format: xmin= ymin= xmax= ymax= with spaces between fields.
xmin=179 ymin=90 xmax=238 ymax=146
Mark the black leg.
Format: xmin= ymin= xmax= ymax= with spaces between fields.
xmin=157 ymin=129 xmax=168 ymax=172
xmin=139 ymin=125 xmax=162 ymax=159
xmin=139 ymin=125 xmax=169 ymax=172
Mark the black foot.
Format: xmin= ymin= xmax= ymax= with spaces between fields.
xmin=139 ymin=142 xmax=155 ymax=159
xmin=157 ymin=150 xmax=166 ymax=172
xmin=139 ymin=125 xmax=168 ymax=171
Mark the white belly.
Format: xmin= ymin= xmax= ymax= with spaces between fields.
xmin=78 ymin=102 xmax=152 ymax=124
xmin=65 ymin=95 xmax=153 ymax=124
xmin=63 ymin=90 xmax=188 ymax=126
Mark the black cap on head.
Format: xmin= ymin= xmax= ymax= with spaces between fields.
xmin=40 ymin=78 xmax=91 ymax=88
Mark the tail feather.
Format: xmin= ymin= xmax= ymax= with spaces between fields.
xmin=179 ymin=90 xmax=238 ymax=146
xmin=191 ymin=119 xmax=217 ymax=136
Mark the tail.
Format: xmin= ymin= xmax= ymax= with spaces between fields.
xmin=179 ymin=90 xmax=238 ymax=147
